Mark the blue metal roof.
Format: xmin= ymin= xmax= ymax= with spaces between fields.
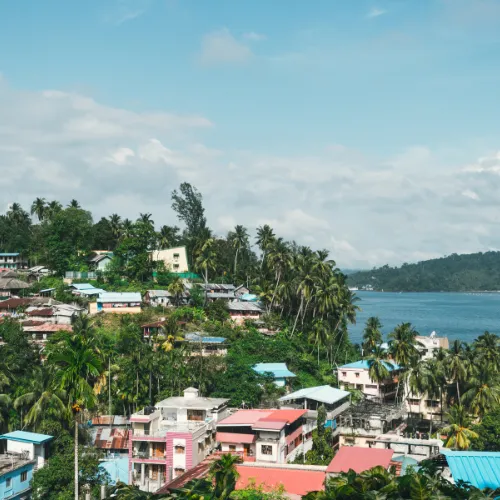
xmin=185 ymin=333 xmax=226 ymax=344
xmin=0 ymin=431 xmax=53 ymax=444
xmin=253 ymin=363 xmax=296 ymax=378
xmin=0 ymin=253 xmax=20 ymax=257
xmin=99 ymin=457 xmax=129 ymax=485
xmin=240 ymin=293 xmax=258 ymax=302
xmin=339 ymin=360 xmax=400 ymax=371
xmin=97 ymin=292 xmax=141 ymax=303
xmin=79 ymin=288 xmax=106 ymax=296
xmin=70 ymin=283 xmax=95 ymax=290
xmin=442 ymin=450 xmax=500 ymax=490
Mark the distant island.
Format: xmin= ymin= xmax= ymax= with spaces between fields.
xmin=347 ymin=251 xmax=500 ymax=292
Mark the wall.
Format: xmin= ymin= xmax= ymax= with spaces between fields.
xmin=151 ymin=247 xmax=189 ymax=274
xmin=7 ymin=440 xmax=35 ymax=460
xmin=0 ymin=463 xmax=34 ymax=499
xmin=338 ymin=369 xmax=380 ymax=397
xmin=90 ymin=303 xmax=141 ymax=315
xmin=255 ymin=440 xmax=279 ymax=463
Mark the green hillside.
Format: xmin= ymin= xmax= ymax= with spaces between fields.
xmin=348 ymin=251 xmax=500 ymax=292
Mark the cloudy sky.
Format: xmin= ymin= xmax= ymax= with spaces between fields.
xmin=1 ymin=0 xmax=500 ymax=268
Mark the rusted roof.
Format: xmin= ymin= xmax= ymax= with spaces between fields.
xmin=93 ymin=427 xmax=129 ymax=450
xmin=26 ymin=308 xmax=54 ymax=317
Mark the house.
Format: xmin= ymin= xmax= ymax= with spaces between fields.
xmin=441 ymin=450 xmax=500 ymax=490
xmin=78 ymin=287 xmax=106 ymax=299
xmin=416 ymin=332 xmax=449 ymax=359
xmin=326 ymin=446 xmax=394 ymax=475
xmin=24 ymin=266 xmax=51 ymax=283
xmin=23 ymin=323 xmax=72 ymax=344
xmin=129 ymin=387 xmax=229 ymax=492
xmin=337 ymin=360 xmax=401 ymax=401
xmin=0 ymin=271 xmax=29 ymax=298
xmin=25 ymin=303 xmax=84 ymax=325
xmin=68 ymin=283 xmax=95 ymax=295
xmin=253 ymin=363 xmax=296 ymax=388
xmin=0 ymin=253 xmax=27 ymax=270
xmin=0 ymin=298 xmax=32 ymax=313
xmin=91 ymin=416 xmax=130 ymax=458
xmin=89 ymin=292 xmax=142 ymax=315
xmin=144 ymin=290 xmax=188 ymax=308
xmin=234 ymin=285 xmax=250 ymax=298
xmin=183 ymin=333 xmax=227 ymax=357
xmin=372 ymin=434 xmax=442 ymax=460
xmin=0 ymin=431 xmax=53 ymax=499
xmin=151 ymin=246 xmax=189 ymax=274
xmin=184 ymin=283 xmax=236 ymax=302
xmin=228 ymin=302 xmax=262 ymax=324
xmin=338 ymin=399 xmax=406 ymax=448
xmin=279 ymin=385 xmax=351 ymax=448
xmin=64 ymin=271 xmax=97 ymax=283
xmin=216 ymin=409 xmax=310 ymax=464
xmin=89 ymin=253 xmax=113 ymax=272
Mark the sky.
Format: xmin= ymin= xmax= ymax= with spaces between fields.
xmin=1 ymin=0 xmax=500 ymax=268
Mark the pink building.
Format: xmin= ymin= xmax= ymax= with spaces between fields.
xmin=227 ymin=302 xmax=262 ymax=325
xmin=129 ymin=388 xmax=229 ymax=493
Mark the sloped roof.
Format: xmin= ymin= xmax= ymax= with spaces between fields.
xmin=228 ymin=302 xmax=262 ymax=312
xmin=24 ymin=323 xmax=73 ymax=333
xmin=253 ymin=363 xmax=296 ymax=378
xmin=326 ymin=447 xmax=394 ymax=473
xmin=339 ymin=360 xmax=400 ymax=371
xmin=0 ymin=275 xmax=29 ymax=290
xmin=216 ymin=432 xmax=256 ymax=444
xmin=442 ymin=450 xmax=500 ymax=490
xmin=185 ymin=333 xmax=226 ymax=344
xmin=279 ymin=385 xmax=351 ymax=405
xmin=0 ymin=430 xmax=53 ymax=444
xmin=69 ymin=283 xmax=95 ymax=290
xmin=0 ymin=298 xmax=32 ymax=309
xmin=97 ymin=292 xmax=141 ymax=303
xmin=218 ymin=409 xmax=306 ymax=429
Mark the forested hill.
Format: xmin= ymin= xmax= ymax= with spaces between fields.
xmin=347 ymin=251 xmax=500 ymax=292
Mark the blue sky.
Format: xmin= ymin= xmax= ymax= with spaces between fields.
xmin=1 ymin=0 xmax=500 ymax=267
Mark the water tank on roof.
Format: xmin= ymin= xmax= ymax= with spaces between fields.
xmin=144 ymin=406 xmax=156 ymax=415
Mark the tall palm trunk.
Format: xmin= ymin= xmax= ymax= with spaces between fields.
xmin=234 ymin=248 xmax=239 ymax=276
xmin=74 ymin=414 xmax=79 ymax=500
xmin=291 ymin=295 xmax=304 ymax=336
xmin=260 ymin=250 xmax=266 ymax=272
xmin=270 ymin=271 xmax=281 ymax=310
xmin=456 ymin=380 xmax=461 ymax=405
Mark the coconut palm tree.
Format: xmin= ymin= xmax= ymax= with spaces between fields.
xmin=30 ymin=197 xmax=47 ymax=222
xmin=267 ymin=238 xmax=292 ymax=309
xmin=229 ymin=225 xmax=249 ymax=276
xmin=309 ymin=319 xmax=330 ymax=365
xmin=167 ymin=276 xmax=185 ymax=306
xmin=209 ymin=453 xmax=241 ymax=500
xmin=446 ymin=340 xmax=467 ymax=405
xmin=121 ymin=219 xmax=133 ymax=239
xmin=0 ymin=394 xmax=11 ymax=433
xmin=462 ymin=365 xmax=500 ymax=420
xmin=362 ymin=317 xmax=383 ymax=355
xmin=195 ymin=238 xmax=217 ymax=304
xmin=46 ymin=200 xmax=63 ymax=219
xmin=367 ymin=346 xmax=390 ymax=397
xmin=157 ymin=225 xmax=179 ymax=250
xmin=48 ymin=331 xmax=103 ymax=500
xmin=442 ymin=405 xmax=478 ymax=450
xmin=138 ymin=213 xmax=154 ymax=227
xmin=14 ymin=368 xmax=67 ymax=431
xmin=68 ymin=199 xmax=80 ymax=209
xmin=256 ymin=224 xmax=275 ymax=271
xmin=474 ymin=331 xmax=500 ymax=372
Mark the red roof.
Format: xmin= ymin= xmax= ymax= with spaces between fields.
xmin=27 ymin=308 xmax=54 ymax=317
xmin=326 ymin=447 xmax=394 ymax=474
xmin=216 ymin=432 xmax=256 ymax=444
xmin=236 ymin=466 xmax=325 ymax=496
xmin=0 ymin=298 xmax=32 ymax=309
xmin=218 ymin=409 xmax=307 ymax=428
xmin=259 ymin=409 xmax=307 ymax=423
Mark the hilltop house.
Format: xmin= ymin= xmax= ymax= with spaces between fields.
xmin=0 ymin=271 xmax=29 ymax=298
xmin=129 ymin=387 xmax=229 ymax=492
xmin=228 ymin=302 xmax=262 ymax=324
xmin=0 ymin=431 xmax=53 ymax=499
xmin=89 ymin=253 xmax=113 ymax=272
xmin=89 ymin=292 xmax=142 ymax=315
xmin=144 ymin=290 xmax=188 ymax=308
xmin=253 ymin=363 xmax=296 ymax=388
xmin=337 ymin=360 xmax=401 ymax=401
xmin=0 ymin=253 xmax=27 ymax=270
xmin=183 ymin=333 xmax=227 ymax=357
xmin=23 ymin=323 xmax=72 ymax=344
xmin=151 ymin=246 xmax=189 ymax=274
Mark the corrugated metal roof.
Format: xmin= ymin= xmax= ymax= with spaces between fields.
xmin=339 ymin=360 xmax=400 ymax=371
xmin=442 ymin=450 xmax=500 ymax=489
xmin=0 ymin=253 xmax=20 ymax=257
xmin=326 ymin=447 xmax=394 ymax=473
xmin=185 ymin=333 xmax=226 ymax=344
xmin=253 ymin=363 xmax=296 ymax=378
xmin=279 ymin=385 xmax=350 ymax=405
xmin=97 ymin=292 xmax=141 ymax=303
xmin=79 ymin=288 xmax=106 ymax=296
xmin=228 ymin=302 xmax=263 ymax=312
xmin=70 ymin=283 xmax=95 ymax=290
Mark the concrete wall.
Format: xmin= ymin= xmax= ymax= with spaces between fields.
xmin=151 ymin=247 xmax=189 ymax=274
xmin=0 ymin=463 xmax=34 ymax=499
xmin=338 ymin=368 xmax=380 ymax=397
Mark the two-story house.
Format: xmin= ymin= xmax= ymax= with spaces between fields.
xmin=216 ymin=409 xmax=310 ymax=464
xmin=0 ymin=254 xmax=27 ymax=270
xmin=129 ymin=388 xmax=229 ymax=492
xmin=151 ymin=247 xmax=189 ymax=274
xmin=0 ymin=431 xmax=53 ymax=499
xmin=337 ymin=360 xmax=401 ymax=401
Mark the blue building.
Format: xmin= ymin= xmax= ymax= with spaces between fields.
xmin=253 ymin=363 xmax=296 ymax=388
xmin=0 ymin=431 xmax=53 ymax=499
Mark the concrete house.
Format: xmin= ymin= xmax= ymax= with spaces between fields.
xmin=151 ymin=247 xmax=189 ymax=274
xmin=0 ymin=253 xmax=27 ymax=270
xmin=228 ymin=302 xmax=262 ymax=324
xmin=253 ymin=363 xmax=296 ymax=388
xmin=89 ymin=292 xmax=142 ymax=315
xmin=89 ymin=253 xmax=112 ymax=272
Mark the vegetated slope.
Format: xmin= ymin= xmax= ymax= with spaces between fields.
xmin=347 ymin=251 xmax=500 ymax=292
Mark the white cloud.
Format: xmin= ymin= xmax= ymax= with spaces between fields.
xmin=243 ymin=32 xmax=267 ymax=41
xmin=199 ymin=29 xmax=253 ymax=66
xmin=462 ymin=189 xmax=479 ymax=200
xmin=368 ymin=7 xmax=387 ymax=18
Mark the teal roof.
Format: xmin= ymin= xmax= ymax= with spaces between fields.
xmin=70 ymin=283 xmax=94 ymax=290
xmin=0 ymin=431 xmax=53 ymax=444
xmin=279 ymin=385 xmax=350 ymax=405
xmin=442 ymin=450 xmax=500 ymax=490
xmin=339 ymin=360 xmax=400 ymax=371
xmin=253 ymin=363 xmax=296 ymax=378
xmin=99 ymin=457 xmax=129 ymax=485
xmin=0 ymin=253 xmax=19 ymax=257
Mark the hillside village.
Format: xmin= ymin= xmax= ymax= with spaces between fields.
xmin=0 ymin=186 xmax=498 ymax=499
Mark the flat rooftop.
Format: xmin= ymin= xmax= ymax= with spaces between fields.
xmin=155 ymin=395 xmax=229 ymax=410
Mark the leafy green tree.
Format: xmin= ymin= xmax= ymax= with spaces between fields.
xmin=205 ymin=300 xmax=230 ymax=323
xmin=168 ymin=276 xmax=185 ymax=306
xmin=210 ymin=453 xmax=241 ymax=500
xmin=299 ymin=405 xmax=334 ymax=465
xmin=471 ymin=408 xmax=500 ymax=451
xmin=442 ymin=405 xmax=478 ymax=450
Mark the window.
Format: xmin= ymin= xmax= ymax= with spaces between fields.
xmin=355 ymin=372 xmax=360 ymax=378
xmin=174 ymin=253 xmax=180 ymax=258
xmin=342 ymin=372 xmax=346 ymax=377
xmin=356 ymin=384 xmax=363 ymax=390
xmin=365 ymin=384 xmax=378 ymax=389
xmin=173 ymin=264 xmax=179 ymax=269
xmin=229 ymin=445 xmax=236 ymax=451
xmin=6 ymin=478 xmax=11 ymax=488
xmin=21 ymin=471 xmax=28 ymax=482
xmin=261 ymin=445 xmax=272 ymax=455
xmin=175 ymin=445 xmax=185 ymax=454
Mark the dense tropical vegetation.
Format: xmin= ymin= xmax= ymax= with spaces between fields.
xmin=348 ymin=251 xmax=500 ymax=291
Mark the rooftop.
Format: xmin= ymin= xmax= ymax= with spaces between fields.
xmin=326 ymin=446 xmax=394 ymax=473
xmin=228 ymin=302 xmax=262 ymax=312
xmin=442 ymin=450 xmax=500 ymax=490
xmin=0 ymin=253 xmax=20 ymax=257
xmin=184 ymin=333 xmax=226 ymax=344
xmin=339 ymin=360 xmax=400 ymax=371
xmin=155 ymin=394 xmax=229 ymax=410
xmin=24 ymin=323 xmax=73 ymax=333
xmin=279 ymin=385 xmax=350 ymax=405
xmin=69 ymin=283 xmax=95 ymax=290
xmin=97 ymin=292 xmax=142 ymax=303
xmin=218 ymin=409 xmax=307 ymax=429
xmin=0 ymin=430 xmax=53 ymax=445
xmin=79 ymin=288 xmax=106 ymax=296
xmin=253 ymin=363 xmax=296 ymax=378
xmin=0 ymin=453 xmax=34 ymax=475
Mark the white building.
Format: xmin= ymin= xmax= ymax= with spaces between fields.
xmin=416 ymin=332 xmax=449 ymax=360
xmin=129 ymin=388 xmax=229 ymax=492
xmin=151 ymin=247 xmax=189 ymax=274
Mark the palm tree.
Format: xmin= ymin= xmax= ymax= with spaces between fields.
xmin=138 ymin=213 xmax=154 ymax=227
xmin=256 ymin=224 xmax=275 ymax=271
xmin=157 ymin=225 xmax=179 ymax=250
xmin=46 ymin=200 xmax=63 ymax=219
xmin=209 ymin=453 xmax=241 ymax=500
xmin=195 ymin=238 xmax=217 ymax=304
xmin=48 ymin=330 xmax=103 ymax=500
xmin=462 ymin=365 xmax=500 ymax=419
xmin=68 ymin=199 xmax=80 ymax=209
xmin=308 ymin=319 xmax=330 ymax=365
xmin=446 ymin=340 xmax=467 ymax=405
xmin=167 ymin=276 xmax=185 ymax=306
xmin=474 ymin=331 xmax=500 ymax=372
xmin=367 ymin=346 xmax=390 ymax=397
xmin=362 ymin=317 xmax=383 ymax=355
xmin=30 ymin=198 xmax=47 ymax=222
xmin=0 ymin=394 xmax=11 ymax=433
xmin=14 ymin=368 xmax=67 ymax=431
xmin=229 ymin=225 xmax=249 ymax=276
xmin=267 ymin=238 xmax=292 ymax=309
xmin=121 ymin=219 xmax=134 ymax=239
xmin=442 ymin=405 xmax=478 ymax=450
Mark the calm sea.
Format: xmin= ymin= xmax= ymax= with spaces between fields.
xmin=348 ymin=291 xmax=500 ymax=344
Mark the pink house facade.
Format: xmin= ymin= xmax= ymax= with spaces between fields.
xmin=129 ymin=388 xmax=229 ymax=492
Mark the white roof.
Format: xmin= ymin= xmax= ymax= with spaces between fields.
xmin=279 ymin=385 xmax=350 ymax=405
xmin=97 ymin=292 xmax=141 ymax=303
xmin=155 ymin=395 xmax=229 ymax=410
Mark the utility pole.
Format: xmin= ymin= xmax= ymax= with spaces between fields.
xmin=109 ymin=357 xmax=112 ymax=427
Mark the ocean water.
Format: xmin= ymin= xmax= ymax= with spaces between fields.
xmin=348 ymin=291 xmax=500 ymax=344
